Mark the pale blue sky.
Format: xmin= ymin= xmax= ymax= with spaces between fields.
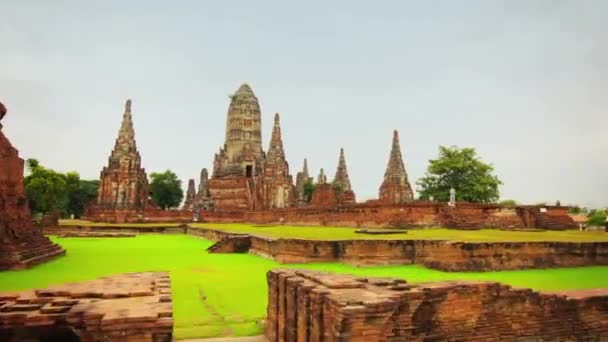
xmin=1 ymin=0 xmax=606 ymax=207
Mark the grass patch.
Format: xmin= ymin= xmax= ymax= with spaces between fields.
xmin=191 ymin=223 xmax=608 ymax=242
xmin=1 ymin=235 xmax=606 ymax=339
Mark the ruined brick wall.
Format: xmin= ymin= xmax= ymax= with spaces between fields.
xmin=84 ymin=207 xmax=193 ymax=223
xmin=202 ymin=202 xmax=576 ymax=230
xmin=266 ymin=269 xmax=608 ymax=342
xmin=195 ymin=228 xmax=608 ymax=271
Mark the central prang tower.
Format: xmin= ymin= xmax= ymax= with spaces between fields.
xmin=213 ymin=84 xmax=265 ymax=178
xmin=210 ymin=84 xmax=267 ymax=210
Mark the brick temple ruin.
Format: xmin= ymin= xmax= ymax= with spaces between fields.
xmin=81 ymin=83 xmax=577 ymax=229
xmin=0 ymin=272 xmax=173 ymax=341
xmin=0 ymin=101 xmax=65 ymax=270
xmin=84 ymin=100 xmax=190 ymax=223
xmin=266 ymin=269 xmax=608 ymax=341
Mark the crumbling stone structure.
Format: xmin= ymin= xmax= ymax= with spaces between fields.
xmin=182 ymin=179 xmax=196 ymax=210
xmin=332 ymin=148 xmax=356 ymax=205
xmin=294 ymin=159 xmax=311 ymax=206
xmin=379 ymin=130 xmax=414 ymax=204
xmin=266 ymin=269 xmax=608 ymax=341
xmin=0 ymin=101 xmax=65 ymax=270
xmin=210 ymin=84 xmax=297 ymax=211
xmin=0 ymin=272 xmax=173 ymax=341
xmin=210 ymin=84 xmax=266 ymax=210
xmin=193 ymin=168 xmax=213 ymax=210
xmin=263 ymin=114 xmax=295 ymax=209
xmin=95 ymin=100 xmax=149 ymax=212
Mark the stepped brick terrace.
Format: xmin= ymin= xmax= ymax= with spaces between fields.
xmin=0 ymin=101 xmax=65 ymax=270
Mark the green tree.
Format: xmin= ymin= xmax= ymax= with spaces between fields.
xmin=24 ymin=159 xmax=68 ymax=215
xmin=149 ymin=170 xmax=184 ymax=210
xmin=417 ymin=146 xmax=502 ymax=203
xmin=587 ymin=209 xmax=607 ymax=227
xmin=65 ymin=173 xmax=99 ymax=218
xmin=303 ymin=179 xmax=316 ymax=203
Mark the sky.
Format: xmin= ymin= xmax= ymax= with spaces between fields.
xmin=1 ymin=0 xmax=606 ymax=208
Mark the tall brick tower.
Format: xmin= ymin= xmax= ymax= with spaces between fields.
xmin=0 ymin=101 xmax=65 ymax=270
xmin=263 ymin=113 xmax=295 ymax=208
xmin=212 ymin=83 xmax=265 ymax=178
xmin=96 ymin=100 xmax=149 ymax=211
xmin=379 ymin=130 xmax=414 ymax=203
xmin=210 ymin=84 xmax=266 ymax=210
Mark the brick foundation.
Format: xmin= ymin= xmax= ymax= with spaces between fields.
xmin=0 ymin=272 xmax=173 ymax=341
xmin=266 ymin=269 xmax=608 ymax=341
xmin=192 ymin=228 xmax=608 ymax=271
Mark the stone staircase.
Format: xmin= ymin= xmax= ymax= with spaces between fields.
xmin=0 ymin=239 xmax=65 ymax=270
xmin=206 ymin=235 xmax=251 ymax=254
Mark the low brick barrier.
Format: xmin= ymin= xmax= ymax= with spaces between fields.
xmin=195 ymin=228 xmax=608 ymax=271
xmin=266 ymin=269 xmax=608 ymax=341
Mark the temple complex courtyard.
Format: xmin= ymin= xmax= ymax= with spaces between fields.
xmin=1 ymin=234 xmax=607 ymax=339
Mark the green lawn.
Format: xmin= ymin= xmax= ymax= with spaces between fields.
xmin=0 ymin=235 xmax=607 ymax=339
xmin=191 ymin=223 xmax=608 ymax=242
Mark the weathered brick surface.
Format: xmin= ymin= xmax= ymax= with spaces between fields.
xmin=266 ymin=269 xmax=608 ymax=341
xmin=0 ymin=272 xmax=173 ymax=341
xmin=202 ymin=202 xmax=576 ymax=230
xmin=197 ymin=228 xmax=608 ymax=271
xmin=378 ymin=130 xmax=414 ymax=204
xmin=0 ymin=102 xmax=65 ymax=270
xmin=94 ymin=100 xmax=150 ymax=212
xmin=182 ymin=178 xmax=196 ymax=210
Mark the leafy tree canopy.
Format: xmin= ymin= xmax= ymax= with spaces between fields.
xmin=417 ymin=146 xmax=502 ymax=203
xmin=149 ymin=170 xmax=184 ymax=210
xmin=24 ymin=159 xmax=99 ymax=217
xmin=303 ymin=179 xmax=316 ymax=203
xmin=587 ymin=209 xmax=607 ymax=227
xmin=24 ymin=159 xmax=69 ymax=215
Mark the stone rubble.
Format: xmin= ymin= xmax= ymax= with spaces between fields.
xmin=0 ymin=272 xmax=173 ymax=341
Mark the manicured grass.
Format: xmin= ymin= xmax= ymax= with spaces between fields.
xmin=191 ymin=223 xmax=608 ymax=242
xmin=0 ymin=235 xmax=607 ymax=339
xmin=59 ymin=219 xmax=182 ymax=228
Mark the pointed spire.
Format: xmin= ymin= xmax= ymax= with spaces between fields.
xmin=267 ymin=113 xmax=285 ymax=160
xmin=182 ymin=178 xmax=197 ymax=210
xmin=198 ymin=168 xmax=210 ymax=196
xmin=125 ymin=99 xmax=132 ymax=113
xmin=302 ymin=158 xmax=309 ymax=178
xmin=384 ymin=130 xmax=408 ymax=182
xmin=333 ymin=148 xmax=352 ymax=191
xmin=110 ymin=99 xmax=139 ymax=161
xmin=379 ymin=129 xmax=413 ymax=203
